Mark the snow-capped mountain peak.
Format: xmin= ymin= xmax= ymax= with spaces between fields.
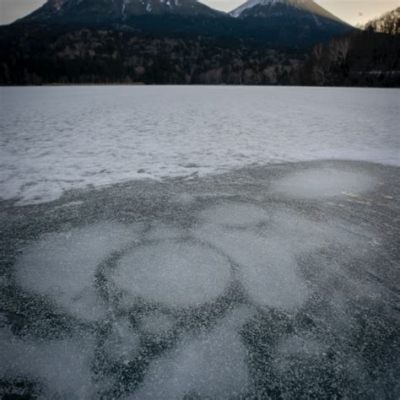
xmin=230 ymin=0 xmax=341 ymax=21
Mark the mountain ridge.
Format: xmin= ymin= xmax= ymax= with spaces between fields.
xmin=7 ymin=0 xmax=396 ymax=86
xmin=230 ymin=0 xmax=342 ymax=22
xmin=18 ymin=0 xmax=224 ymax=24
xmin=8 ymin=0 xmax=352 ymax=49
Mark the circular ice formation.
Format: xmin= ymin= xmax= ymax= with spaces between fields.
xmin=112 ymin=241 xmax=232 ymax=308
xmin=271 ymin=168 xmax=377 ymax=199
xmin=14 ymin=222 xmax=137 ymax=321
xmin=200 ymin=203 xmax=269 ymax=227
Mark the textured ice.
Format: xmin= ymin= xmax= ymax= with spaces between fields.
xmin=238 ymin=237 xmax=308 ymax=309
xmin=0 ymin=327 xmax=95 ymax=399
xmin=2 ymin=159 xmax=400 ymax=398
xmin=271 ymin=168 xmax=378 ymax=199
xmin=277 ymin=335 xmax=327 ymax=357
xmin=102 ymin=319 xmax=140 ymax=363
xmin=145 ymin=224 xmax=183 ymax=241
xmin=112 ymin=241 xmax=232 ymax=308
xmin=193 ymin=202 xmax=370 ymax=311
xmin=195 ymin=224 xmax=308 ymax=309
xmin=200 ymin=203 xmax=269 ymax=227
xmin=1 ymin=87 xmax=399 ymax=205
xmin=265 ymin=207 xmax=369 ymax=256
xmin=139 ymin=312 xmax=175 ymax=336
xmin=14 ymin=222 xmax=137 ymax=321
xmin=128 ymin=307 xmax=252 ymax=400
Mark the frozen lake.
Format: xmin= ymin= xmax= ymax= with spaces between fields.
xmin=0 ymin=87 xmax=400 ymax=399
xmin=0 ymin=86 xmax=399 ymax=205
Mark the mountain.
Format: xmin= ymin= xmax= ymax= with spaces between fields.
xmin=230 ymin=0 xmax=351 ymax=46
xmin=20 ymin=0 xmax=223 ymax=24
xmin=0 ymin=0 xmax=360 ymax=85
xmin=11 ymin=0 xmax=351 ymax=47
xmin=231 ymin=0 xmax=338 ymax=20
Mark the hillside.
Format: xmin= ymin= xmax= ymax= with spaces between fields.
xmin=365 ymin=7 xmax=400 ymax=35
xmin=300 ymin=8 xmax=400 ymax=87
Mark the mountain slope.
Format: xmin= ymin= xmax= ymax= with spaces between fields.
xmin=229 ymin=0 xmax=352 ymax=47
xmin=231 ymin=0 xmax=340 ymax=21
xmin=19 ymin=0 xmax=223 ymax=25
xmin=230 ymin=0 xmax=353 ymax=48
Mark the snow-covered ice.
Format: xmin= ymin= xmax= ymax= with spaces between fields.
xmin=0 ymin=86 xmax=399 ymax=205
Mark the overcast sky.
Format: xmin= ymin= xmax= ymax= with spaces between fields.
xmin=0 ymin=0 xmax=399 ymax=26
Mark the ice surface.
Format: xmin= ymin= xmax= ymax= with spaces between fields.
xmin=128 ymin=307 xmax=252 ymax=400
xmin=277 ymin=334 xmax=327 ymax=357
xmin=145 ymin=224 xmax=183 ymax=241
xmin=14 ymin=222 xmax=137 ymax=321
xmin=195 ymin=224 xmax=309 ymax=309
xmin=271 ymin=167 xmax=378 ymax=199
xmin=112 ymin=241 xmax=232 ymax=308
xmin=102 ymin=318 xmax=140 ymax=363
xmin=193 ymin=202 xmax=372 ymax=310
xmin=264 ymin=207 xmax=370 ymax=256
xmin=1 ymin=85 xmax=399 ymax=400
xmin=2 ymin=159 xmax=400 ymax=398
xmin=1 ymin=86 xmax=399 ymax=205
xmin=0 ymin=327 xmax=95 ymax=399
xmin=139 ymin=312 xmax=175 ymax=336
xmin=200 ymin=203 xmax=270 ymax=227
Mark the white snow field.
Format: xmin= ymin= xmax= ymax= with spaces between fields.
xmin=0 ymin=86 xmax=399 ymax=205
